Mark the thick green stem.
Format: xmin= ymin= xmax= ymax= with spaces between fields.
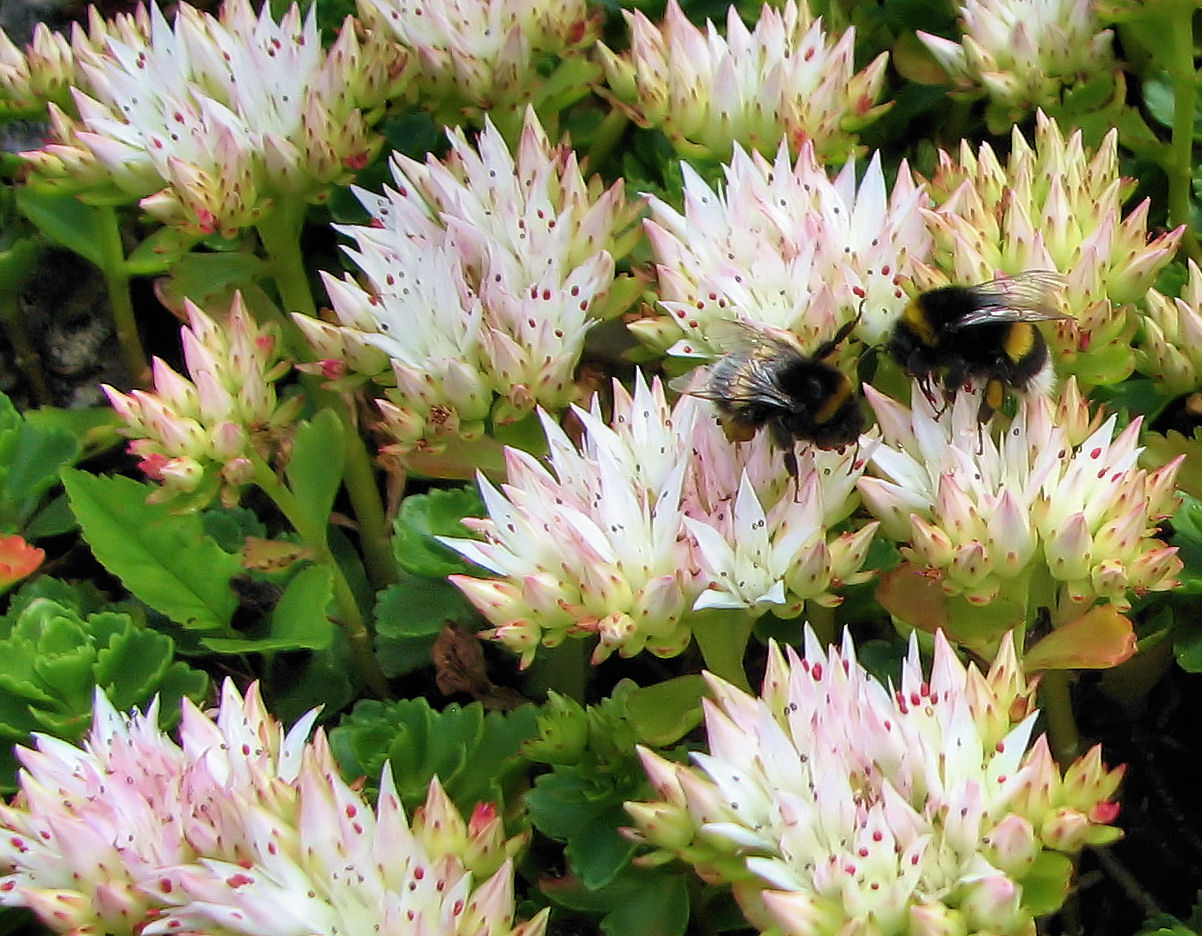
xmin=690 ymin=609 xmax=755 ymax=692
xmin=251 ymin=454 xmax=390 ymax=698
xmin=1039 ymin=668 xmax=1080 ymax=765
xmin=255 ymin=200 xmax=316 ymax=322
xmin=256 ymin=204 xmax=398 ymax=589
xmin=95 ymin=206 xmax=150 ymax=385
xmin=342 ymin=427 xmax=398 ymax=586
xmin=1166 ymin=0 xmax=1202 ymax=264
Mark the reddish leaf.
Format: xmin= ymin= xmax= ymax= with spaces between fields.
xmin=875 ymin=566 xmax=949 ymax=634
xmin=0 ymin=534 xmax=43 ymax=588
xmin=1024 ymin=606 xmax=1137 ymax=671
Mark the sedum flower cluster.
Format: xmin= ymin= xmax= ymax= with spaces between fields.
xmin=0 ymin=20 xmax=77 ymax=115
xmin=439 ymin=373 xmax=877 ymax=667
xmin=23 ymin=0 xmax=405 ymax=238
xmin=858 ymin=381 xmax=1182 ymax=615
xmin=1136 ymin=259 xmax=1202 ymax=395
xmin=299 ymin=108 xmax=640 ymax=460
xmin=918 ymin=0 xmax=1114 ymax=125
xmin=0 ymin=680 xmax=546 ymax=936
xmin=357 ymin=0 xmax=599 ymax=128
xmin=919 ymin=111 xmax=1183 ymax=386
xmin=598 ymin=0 xmax=889 ymax=164
xmin=629 ymin=139 xmax=930 ymax=359
xmin=103 ymin=293 xmax=301 ymax=508
xmin=627 ymin=628 xmax=1125 ymax=936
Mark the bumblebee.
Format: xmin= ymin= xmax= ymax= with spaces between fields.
xmin=674 ymin=316 xmax=863 ymax=457
xmin=887 ymin=271 xmax=1070 ymax=418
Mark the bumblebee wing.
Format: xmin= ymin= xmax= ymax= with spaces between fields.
xmin=698 ymin=355 xmax=803 ymax=409
xmin=674 ymin=320 xmax=809 ymax=410
xmin=950 ymin=271 xmax=1072 ymax=329
xmin=703 ymin=318 xmax=810 ymax=356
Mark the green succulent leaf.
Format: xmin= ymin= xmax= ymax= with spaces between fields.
xmin=541 ymin=867 xmax=690 ymax=936
xmin=0 ymin=591 xmax=208 ymax=792
xmin=286 ymin=408 xmax=345 ymax=536
xmin=524 ymin=685 xmax=663 ymax=890
xmin=62 ymin=470 xmax=241 ymax=632
xmin=527 ymin=767 xmax=643 ymax=890
xmin=1018 ymin=850 xmax=1073 ymax=918
xmin=329 ymin=697 xmax=539 ymax=813
xmin=14 ymin=189 xmax=116 ymax=270
xmin=623 ymin=676 xmax=706 ymax=747
xmin=392 ymin=487 xmax=486 ymax=577
xmin=373 ymin=574 xmax=480 ymax=677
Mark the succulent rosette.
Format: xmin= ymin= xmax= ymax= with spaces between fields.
xmin=857 ymin=381 xmax=1182 ymax=618
xmin=598 ymin=0 xmax=889 ymax=164
xmin=438 ymin=373 xmax=877 ymax=667
xmin=298 ymin=108 xmax=641 ymax=462
xmin=627 ymin=627 xmax=1124 ymax=936
xmin=0 ymin=680 xmax=545 ymax=936
xmin=629 ymin=139 xmax=930 ymax=362
xmin=22 ymin=0 xmax=405 ymax=237
xmin=918 ymin=111 xmax=1183 ymax=387
xmin=917 ymin=0 xmax=1115 ymax=126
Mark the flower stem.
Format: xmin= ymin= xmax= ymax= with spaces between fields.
xmin=690 ymin=609 xmax=754 ymax=691
xmin=256 ymin=200 xmax=316 ymax=321
xmin=1165 ymin=0 xmax=1202 ymax=263
xmin=95 ymin=205 xmax=150 ymax=385
xmin=250 ymin=453 xmax=390 ymax=698
xmin=255 ymin=205 xmax=398 ymax=589
xmin=1039 ymin=668 xmax=1080 ymax=764
xmin=342 ymin=425 xmax=398 ymax=585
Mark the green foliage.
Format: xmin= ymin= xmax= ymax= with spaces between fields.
xmin=329 ymin=696 xmax=540 ymax=814
xmin=1136 ymin=891 xmax=1202 ymax=936
xmin=14 ymin=189 xmax=119 ymax=271
xmin=202 ymin=564 xmax=335 ymax=653
xmin=373 ymin=574 xmax=479 ymax=677
xmin=1166 ymin=494 xmax=1202 ymax=673
xmin=373 ymin=487 xmax=490 ymax=676
xmin=62 ymin=470 xmax=243 ymax=634
xmin=1170 ymin=493 xmax=1202 ymax=595
xmin=0 ymin=392 xmax=80 ymax=537
xmin=524 ymin=685 xmax=697 ymax=933
xmin=0 ymin=579 xmax=209 ymax=792
xmin=286 ymin=408 xmax=346 ymax=538
xmin=392 ymin=486 xmax=486 ymax=577
xmin=544 ymin=869 xmax=691 ymax=936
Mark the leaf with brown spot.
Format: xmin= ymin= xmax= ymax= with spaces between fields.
xmin=241 ymin=537 xmax=314 ymax=573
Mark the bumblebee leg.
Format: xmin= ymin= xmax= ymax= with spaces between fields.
xmin=976 ymin=378 xmax=1004 ymax=422
xmin=813 ymin=307 xmax=863 ymax=361
xmin=917 ymin=375 xmax=941 ymax=408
